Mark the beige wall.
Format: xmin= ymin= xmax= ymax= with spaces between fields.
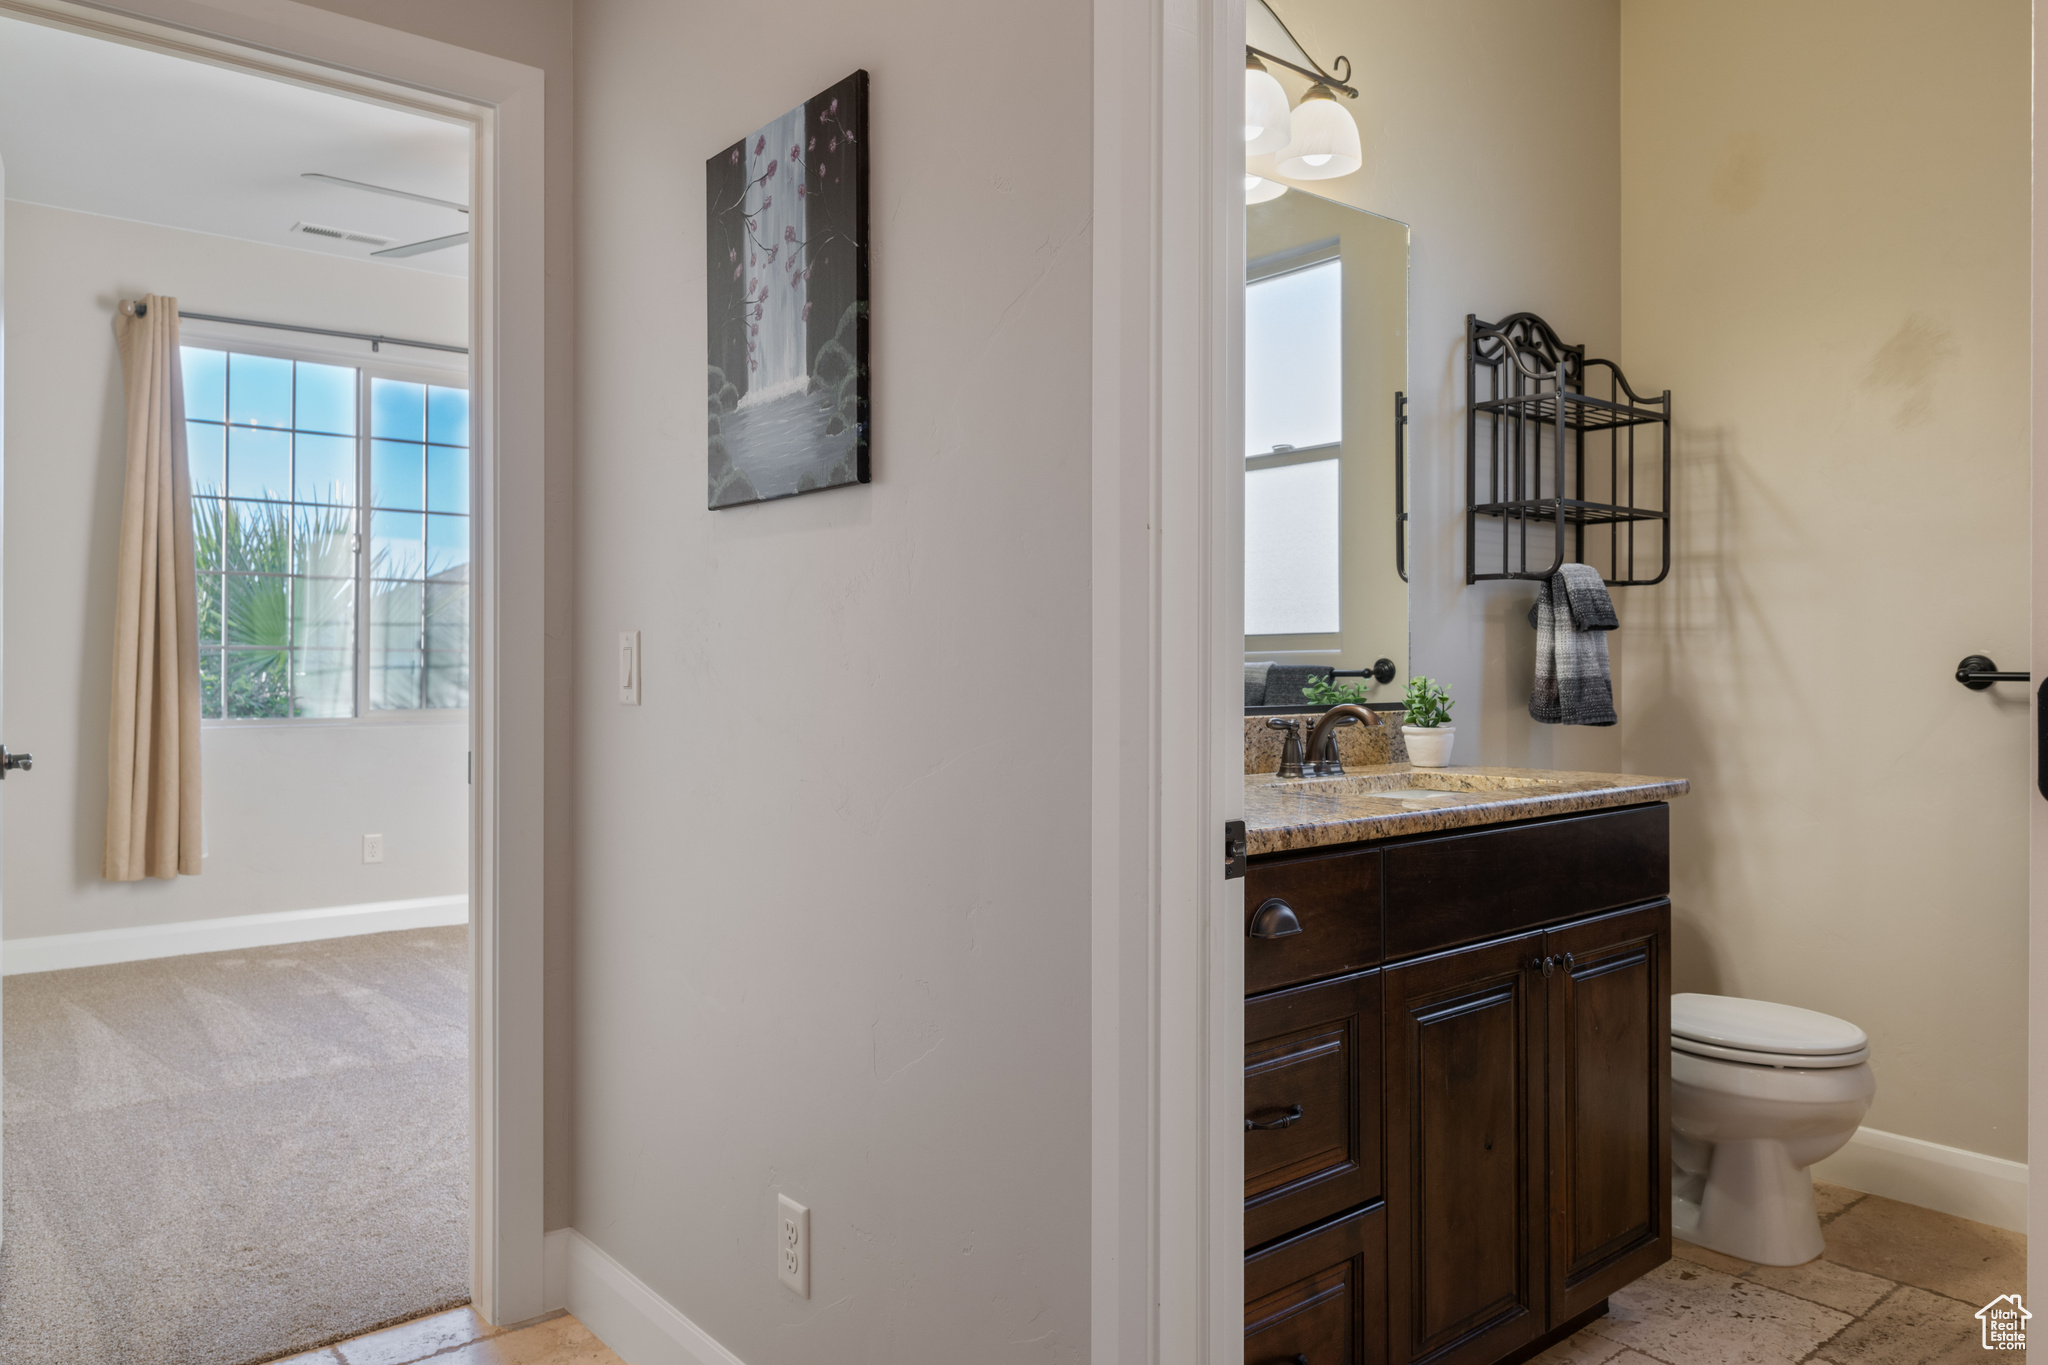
xmin=1253 ymin=0 xmax=1625 ymax=774
xmin=570 ymin=0 xmax=1090 ymax=1359
xmin=1 ymin=201 xmax=468 ymax=942
xmin=1618 ymin=0 xmax=2031 ymax=1160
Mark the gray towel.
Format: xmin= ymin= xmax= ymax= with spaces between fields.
xmin=1264 ymin=665 xmax=1334 ymax=709
xmin=1528 ymin=563 xmax=1618 ymax=726
xmin=1244 ymin=662 xmax=1274 ymax=707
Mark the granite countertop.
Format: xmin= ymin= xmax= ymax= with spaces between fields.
xmin=1244 ymin=764 xmax=1689 ymax=856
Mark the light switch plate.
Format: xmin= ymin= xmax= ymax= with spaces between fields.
xmin=618 ymin=630 xmax=640 ymax=705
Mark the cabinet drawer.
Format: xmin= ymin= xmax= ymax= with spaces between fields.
xmin=1246 ymin=970 xmax=1381 ymax=1250
xmin=1382 ymin=805 xmax=1667 ymax=962
xmin=1245 ymin=1202 xmax=1386 ymax=1365
xmin=1246 ymin=849 xmax=1382 ymax=996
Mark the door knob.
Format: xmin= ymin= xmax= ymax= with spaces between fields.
xmin=2 ymin=746 xmax=34 ymax=778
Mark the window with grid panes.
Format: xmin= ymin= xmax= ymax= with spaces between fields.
xmin=183 ymin=344 xmax=470 ymax=720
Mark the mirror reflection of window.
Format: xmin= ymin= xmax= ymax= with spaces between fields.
xmin=1245 ymin=458 xmax=1340 ymax=635
xmin=1245 ymin=258 xmax=1342 ymax=457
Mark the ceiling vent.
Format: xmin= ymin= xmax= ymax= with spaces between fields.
xmin=289 ymin=221 xmax=394 ymax=248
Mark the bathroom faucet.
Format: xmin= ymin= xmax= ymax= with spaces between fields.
xmin=1303 ymin=704 xmax=1381 ymax=777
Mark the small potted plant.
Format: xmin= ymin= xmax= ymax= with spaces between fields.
xmin=1401 ymin=677 xmax=1456 ymax=768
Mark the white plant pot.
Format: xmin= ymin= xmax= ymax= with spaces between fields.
xmin=1403 ymin=725 xmax=1455 ymax=769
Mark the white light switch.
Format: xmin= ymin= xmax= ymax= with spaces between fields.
xmin=618 ymin=630 xmax=641 ymax=705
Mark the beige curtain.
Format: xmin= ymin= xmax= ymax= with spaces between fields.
xmin=106 ymin=296 xmax=202 ymax=880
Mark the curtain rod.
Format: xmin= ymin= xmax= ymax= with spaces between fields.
xmin=119 ymin=300 xmax=468 ymax=356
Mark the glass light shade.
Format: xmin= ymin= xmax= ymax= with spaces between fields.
xmin=1275 ymin=85 xmax=1361 ymax=180
xmin=1244 ymin=56 xmax=1292 ymax=157
xmin=1244 ymin=174 xmax=1287 ymax=204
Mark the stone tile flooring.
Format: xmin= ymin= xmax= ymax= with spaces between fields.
xmin=271 ymin=1308 xmax=623 ymax=1365
xmin=1534 ymin=1183 xmax=2029 ymax=1365
xmin=285 ymin=1185 xmax=2024 ymax=1365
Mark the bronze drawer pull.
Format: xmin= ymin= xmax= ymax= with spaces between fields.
xmin=1245 ymin=1104 xmax=1304 ymax=1132
xmin=1249 ymin=898 xmax=1304 ymax=939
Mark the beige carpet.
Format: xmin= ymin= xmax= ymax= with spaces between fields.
xmin=0 ymin=927 xmax=471 ymax=1365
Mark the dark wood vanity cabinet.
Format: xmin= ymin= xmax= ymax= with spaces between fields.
xmin=1245 ymin=805 xmax=1673 ymax=1365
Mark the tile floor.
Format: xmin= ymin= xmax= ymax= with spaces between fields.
xmin=1535 ymin=1183 xmax=2029 ymax=1365
xmin=285 ymin=1185 xmax=2024 ymax=1365
xmin=271 ymin=1308 xmax=623 ymax=1365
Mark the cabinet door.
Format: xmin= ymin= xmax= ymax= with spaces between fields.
xmin=1384 ymin=933 xmax=1548 ymax=1365
xmin=1245 ymin=1202 xmax=1386 ymax=1365
xmin=1545 ymin=901 xmax=1671 ymax=1322
xmin=1245 ymin=970 xmax=1382 ymax=1249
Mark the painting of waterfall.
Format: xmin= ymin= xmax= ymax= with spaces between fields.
xmin=706 ymin=70 xmax=871 ymax=508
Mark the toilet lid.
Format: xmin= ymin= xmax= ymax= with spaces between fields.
xmin=1671 ymin=993 xmax=1867 ymax=1059
xmin=1671 ymin=1035 xmax=1871 ymax=1069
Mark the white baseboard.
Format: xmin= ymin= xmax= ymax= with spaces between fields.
xmin=0 ymin=894 xmax=468 ymax=975
xmin=1811 ymin=1125 xmax=2028 ymax=1233
xmin=552 ymin=1226 xmax=746 ymax=1365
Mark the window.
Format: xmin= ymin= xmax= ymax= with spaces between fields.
xmin=1246 ymin=257 xmax=1342 ymax=458
xmin=184 ymin=344 xmax=470 ymax=720
xmin=1245 ymin=458 xmax=1341 ymax=635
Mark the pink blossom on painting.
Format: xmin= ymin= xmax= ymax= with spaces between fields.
xmin=730 ymin=147 xmax=740 ymax=164
xmin=790 ymin=143 xmax=800 ymax=160
xmin=766 ymin=159 xmax=777 ymax=178
xmin=801 ymin=300 xmax=812 ymax=321
xmin=761 ymin=195 xmax=772 ymax=211
xmin=828 ymin=137 xmax=837 ymax=153
xmin=732 ymin=263 xmax=742 ymax=280
xmin=828 ymin=97 xmax=838 ymax=114
xmin=784 ymin=225 xmax=796 ymax=242
xmin=797 ymin=184 xmax=807 ymax=199
xmin=754 ymin=134 xmax=765 ymax=155
xmin=728 ymin=247 xmax=737 ymax=263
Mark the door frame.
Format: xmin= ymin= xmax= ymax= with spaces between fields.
xmin=2031 ymin=0 xmax=2047 ymax=1312
xmin=1091 ymin=0 xmax=1245 ymax=1358
xmin=0 ymin=0 xmax=551 ymax=1326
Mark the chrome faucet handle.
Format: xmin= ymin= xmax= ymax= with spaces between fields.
xmin=1265 ymin=718 xmax=1306 ymax=779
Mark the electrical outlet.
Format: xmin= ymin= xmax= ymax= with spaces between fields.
xmin=618 ymin=630 xmax=641 ymax=705
xmin=362 ymin=833 xmax=385 ymax=864
xmin=777 ymin=1194 xmax=809 ymax=1298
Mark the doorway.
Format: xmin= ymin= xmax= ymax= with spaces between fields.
xmin=0 ymin=0 xmax=549 ymax=1350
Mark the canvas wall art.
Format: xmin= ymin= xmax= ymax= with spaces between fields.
xmin=706 ymin=70 xmax=871 ymax=508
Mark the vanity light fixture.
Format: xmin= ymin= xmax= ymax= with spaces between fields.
xmin=1244 ymin=54 xmax=1292 ymax=156
xmin=1244 ymin=0 xmax=1362 ymax=192
xmin=1245 ymin=174 xmax=1288 ymax=204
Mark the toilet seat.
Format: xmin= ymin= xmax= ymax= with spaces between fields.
xmin=1671 ymin=1035 xmax=1870 ymax=1069
xmin=1672 ymin=993 xmax=1869 ymax=1070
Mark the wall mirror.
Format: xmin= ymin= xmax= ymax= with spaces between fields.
xmin=1244 ymin=185 xmax=1410 ymax=714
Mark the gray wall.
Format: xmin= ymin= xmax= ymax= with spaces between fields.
xmin=2 ymin=201 xmax=468 ymax=943
xmin=570 ymin=0 xmax=1093 ymax=1358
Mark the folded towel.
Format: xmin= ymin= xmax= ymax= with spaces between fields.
xmin=1264 ymin=664 xmax=1334 ymax=709
xmin=1244 ymin=662 xmax=1275 ymax=707
xmin=1528 ymin=563 xmax=1618 ymax=726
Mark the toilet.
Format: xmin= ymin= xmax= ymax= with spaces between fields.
xmin=1669 ymin=993 xmax=1875 ymax=1266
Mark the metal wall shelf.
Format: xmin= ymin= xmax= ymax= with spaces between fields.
xmin=1467 ymin=312 xmax=1672 ymax=585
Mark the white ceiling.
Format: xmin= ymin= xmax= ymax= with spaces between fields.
xmin=0 ymin=15 xmax=472 ymax=277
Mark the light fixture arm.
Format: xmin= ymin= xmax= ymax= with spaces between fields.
xmin=1245 ymin=45 xmax=1356 ymax=98
xmin=1245 ymin=2 xmax=1356 ymax=100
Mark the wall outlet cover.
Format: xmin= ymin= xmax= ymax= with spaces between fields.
xmin=777 ymin=1193 xmax=809 ymax=1298
xmin=362 ymin=833 xmax=385 ymax=864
